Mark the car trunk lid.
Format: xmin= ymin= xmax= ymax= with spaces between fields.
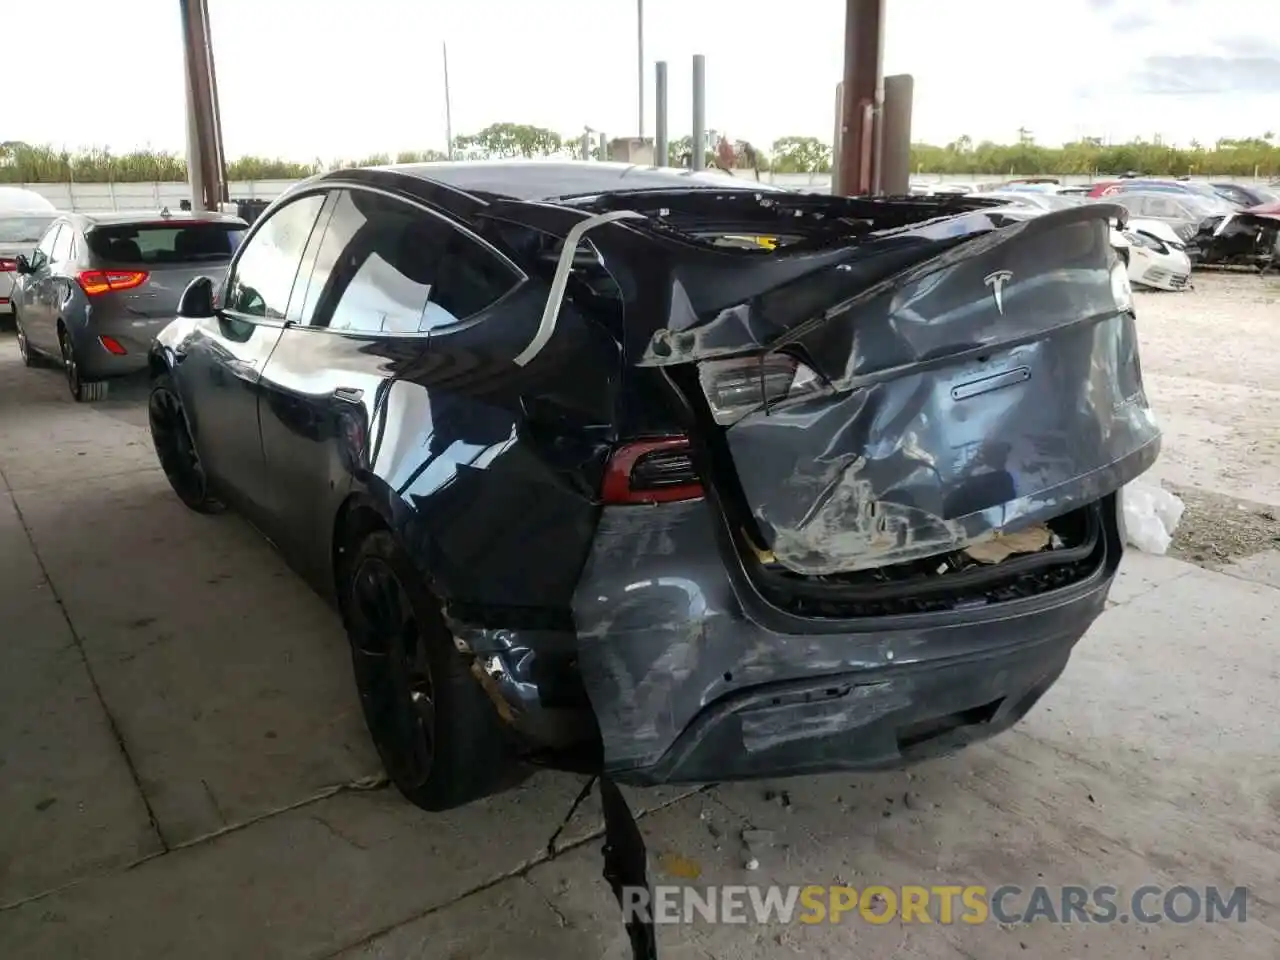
xmin=83 ymin=219 xmax=244 ymax=319
xmin=628 ymin=203 xmax=1160 ymax=575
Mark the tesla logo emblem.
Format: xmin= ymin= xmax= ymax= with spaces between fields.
xmin=984 ymin=270 xmax=1014 ymax=315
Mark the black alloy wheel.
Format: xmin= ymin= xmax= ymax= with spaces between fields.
xmin=148 ymin=376 xmax=225 ymax=513
xmin=341 ymin=530 xmax=516 ymax=811
xmin=349 ymin=555 xmax=437 ymax=790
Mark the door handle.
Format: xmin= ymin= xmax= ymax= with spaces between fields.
xmin=332 ymin=386 xmax=364 ymax=403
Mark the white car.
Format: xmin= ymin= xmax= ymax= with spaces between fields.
xmin=1120 ymin=221 xmax=1192 ymax=291
xmin=0 ymin=189 xmax=58 ymax=320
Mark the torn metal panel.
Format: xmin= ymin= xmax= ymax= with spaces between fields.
xmin=571 ymin=499 xmax=1115 ymax=778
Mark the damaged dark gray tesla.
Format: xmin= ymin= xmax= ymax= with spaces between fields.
xmin=148 ymin=162 xmax=1158 ymax=956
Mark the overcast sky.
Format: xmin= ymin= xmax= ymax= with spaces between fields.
xmin=6 ymin=0 xmax=1279 ymax=160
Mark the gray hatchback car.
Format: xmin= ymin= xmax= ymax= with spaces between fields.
xmin=11 ymin=209 xmax=246 ymax=400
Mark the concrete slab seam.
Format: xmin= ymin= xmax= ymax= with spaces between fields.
xmin=313 ymin=783 xmax=714 ymax=960
xmin=3 ymin=491 xmax=170 ymax=856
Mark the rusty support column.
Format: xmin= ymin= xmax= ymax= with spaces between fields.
xmin=835 ymin=0 xmax=885 ymax=196
xmin=180 ymin=0 xmax=227 ymax=211
xmin=880 ymin=74 xmax=914 ymax=195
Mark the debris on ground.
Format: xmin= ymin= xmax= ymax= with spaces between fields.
xmin=742 ymin=828 xmax=776 ymax=848
xmin=657 ymin=850 xmax=702 ymax=880
xmin=745 ymin=857 xmax=760 ymax=871
xmin=1122 ymin=481 xmax=1185 ymax=554
xmin=1166 ymin=484 xmax=1280 ymax=566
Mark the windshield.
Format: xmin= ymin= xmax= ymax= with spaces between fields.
xmin=85 ymin=221 xmax=246 ymax=265
xmin=0 ymin=215 xmax=56 ymax=244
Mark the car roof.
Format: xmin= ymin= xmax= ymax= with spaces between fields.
xmin=74 ymin=209 xmax=247 ymax=227
xmin=356 ymin=160 xmax=789 ymax=202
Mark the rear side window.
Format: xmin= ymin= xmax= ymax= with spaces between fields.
xmin=86 ymin=222 xmax=245 ymax=265
xmin=51 ymin=226 xmax=74 ymax=263
xmin=0 ymin=216 xmax=56 ymax=244
xmin=301 ymin=189 xmax=519 ymax=335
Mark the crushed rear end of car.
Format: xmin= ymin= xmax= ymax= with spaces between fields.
xmin=447 ymin=189 xmax=1158 ymax=784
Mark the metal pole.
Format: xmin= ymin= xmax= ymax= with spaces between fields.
xmin=655 ymin=61 xmax=669 ymax=167
xmin=178 ymin=0 xmax=223 ymax=211
xmin=443 ymin=42 xmax=454 ymax=160
xmin=836 ymin=0 xmax=885 ymax=196
xmin=832 ymin=82 xmax=844 ymax=187
xmin=691 ymin=54 xmax=706 ymax=171
xmin=637 ymin=0 xmax=645 ymax=138
xmin=204 ymin=2 xmax=228 ymax=204
xmin=880 ymin=74 xmax=914 ymax=195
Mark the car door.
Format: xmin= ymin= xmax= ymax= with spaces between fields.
xmin=255 ymin=186 xmax=525 ymax=588
xmin=21 ymin=222 xmax=63 ymax=353
xmin=175 ymin=191 xmax=327 ymax=520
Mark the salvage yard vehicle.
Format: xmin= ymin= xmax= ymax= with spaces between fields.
xmin=146 ymin=162 xmax=1160 ymax=955
xmin=9 ymin=209 xmax=246 ymax=400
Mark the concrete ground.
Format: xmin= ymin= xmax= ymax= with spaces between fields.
xmin=1 ymin=275 xmax=1279 ymax=958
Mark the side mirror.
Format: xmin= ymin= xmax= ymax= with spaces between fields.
xmin=13 ymin=254 xmax=31 ymax=274
xmin=177 ymin=276 xmax=216 ymax=319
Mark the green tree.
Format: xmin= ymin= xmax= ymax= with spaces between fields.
xmin=770 ymin=136 xmax=831 ymax=173
xmin=453 ymin=123 xmax=564 ymax=159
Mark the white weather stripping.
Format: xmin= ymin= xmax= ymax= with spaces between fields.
xmin=513 ymin=209 xmax=645 ymax=367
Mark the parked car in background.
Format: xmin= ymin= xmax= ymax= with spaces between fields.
xmin=1089 ymin=178 xmax=1236 ymax=205
xmin=10 ymin=209 xmax=246 ymax=400
xmin=1120 ymin=226 xmax=1192 ymax=290
xmin=1210 ymin=182 xmax=1280 ymax=208
xmin=968 ymin=191 xmax=1085 ymax=212
xmin=0 ymin=210 xmax=58 ymax=324
xmin=1105 ymin=190 xmax=1237 ymax=245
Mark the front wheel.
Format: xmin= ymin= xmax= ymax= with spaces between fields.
xmin=341 ymin=530 xmax=514 ymax=811
xmin=148 ymin=373 xmax=225 ymax=514
xmin=14 ymin=312 xmax=38 ymax=368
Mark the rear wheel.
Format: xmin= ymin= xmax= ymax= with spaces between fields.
xmin=59 ymin=327 xmax=107 ymax=402
xmin=148 ymin=373 xmax=225 ymax=514
xmin=341 ymin=529 xmax=513 ymax=811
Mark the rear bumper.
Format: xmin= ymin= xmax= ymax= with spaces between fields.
xmin=453 ymin=490 xmax=1126 ymax=784
xmin=69 ymin=321 xmax=155 ymax=379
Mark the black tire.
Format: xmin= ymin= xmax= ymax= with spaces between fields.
xmin=148 ymin=372 xmax=226 ymax=514
xmin=59 ymin=327 xmax=107 ymax=402
xmin=14 ymin=312 xmax=39 ymax=368
xmin=341 ymin=529 xmax=513 ymax=811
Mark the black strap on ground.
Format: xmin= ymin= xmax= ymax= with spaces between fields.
xmin=544 ymin=774 xmax=597 ymax=859
xmin=599 ymin=776 xmax=658 ymax=960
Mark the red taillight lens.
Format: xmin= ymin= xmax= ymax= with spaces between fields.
xmin=98 ymin=335 xmax=128 ymax=356
xmin=77 ymin=269 xmax=149 ymax=296
xmin=0 ymin=257 xmax=17 ymax=272
xmin=601 ymin=438 xmax=705 ymax=505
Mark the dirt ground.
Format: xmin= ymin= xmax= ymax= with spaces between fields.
xmin=1134 ymin=272 xmax=1280 ymax=566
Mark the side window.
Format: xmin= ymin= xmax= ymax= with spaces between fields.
xmin=1145 ymin=197 xmax=1178 ymax=218
xmin=36 ymin=224 xmax=61 ymax=260
xmin=51 ymin=226 xmax=74 ymax=263
xmin=302 ymin=189 xmax=519 ymax=334
xmin=224 ymin=193 xmax=326 ymax=320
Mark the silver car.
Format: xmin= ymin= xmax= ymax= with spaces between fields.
xmin=11 ymin=210 xmax=246 ymax=401
xmin=1 ymin=211 xmax=59 ymax=321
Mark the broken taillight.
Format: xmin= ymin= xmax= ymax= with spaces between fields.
xmin=0 ymin=257 xmax=17 ymax=272
xmin=601 ymin=438 xmax=704 ymax=505
xmin=698 ymin=353 xmax=830 ymax=425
